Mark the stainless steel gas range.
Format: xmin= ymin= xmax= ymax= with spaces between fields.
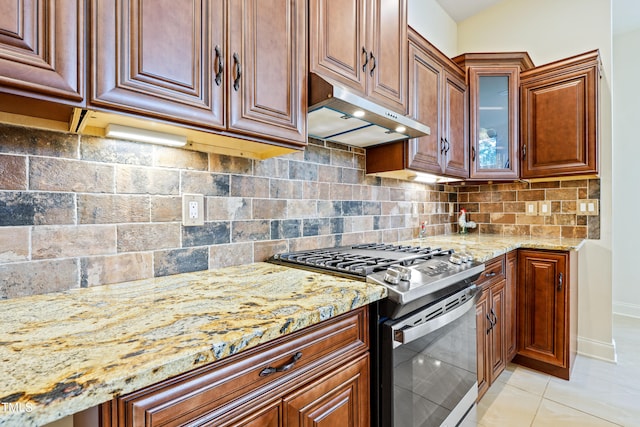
xmin=271 ymin=243 xmax=485 ymax=427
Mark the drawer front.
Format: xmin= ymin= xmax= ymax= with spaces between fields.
xmin=475 ymin=255 xmax=505 ymax=288
xmin=115 ymin=307 xmax=368 ymax=427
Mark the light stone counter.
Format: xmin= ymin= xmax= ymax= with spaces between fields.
xmin=0 ymin=263 xmax=386 ymax=427
xmin=402 ymin=234 xmax=586 ymax=262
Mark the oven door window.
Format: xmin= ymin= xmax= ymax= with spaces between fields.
xmin=381 ymin=292 xmax=478 ymax=427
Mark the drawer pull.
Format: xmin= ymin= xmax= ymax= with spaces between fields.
xmin=259 ymin=351 xmax=303 ymax=377
xmin=558 ymin=272 xmax=563 ymax=292
xmin=485 ymin=272 xmax=496 ymax=278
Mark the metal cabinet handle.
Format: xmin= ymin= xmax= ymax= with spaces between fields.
xmin=472 ymin=145 xmax=476 ymax=161
xmin=259 ymin=352 xmax=303 ymax=377
xmin=558 ymin=272 xmax=564 ymax=292
xmin=214 ymin=45 xmax=224 ymax=86
xmin=490 ymin=308 xmax=498 ymax=324
xmin=522 ymin=144 xmax=527 ymax=159
xmin=485 ymin=271 xmax=496 ymax=278
xmin=444 ymin=138 xmax=450 ymax=154
xmin=362 ymin=46 xmax=369 ymax=72
xmin=440 ymin=137 xmax=446 ymax=154
xmin=369 ymin=52 xmax=376 ymax=76
xmin=232 ymin=52 xmax=242 ymax=91
xmin=486 ymin=313 xmax=493 ymax=334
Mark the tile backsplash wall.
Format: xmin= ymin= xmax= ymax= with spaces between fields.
xmin=0 ymin=124 xmax=456 ymax=299
xmin=457 ymin=180 xmax=600 ymax=239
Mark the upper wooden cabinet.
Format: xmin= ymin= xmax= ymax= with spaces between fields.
xmin=365 ymin=28 xmax=467 ymax=180
xmin=309 ymin=0 xmax=408 ymax=114
xmin=454 ymin=53 xmax=534 ymax=181
xmin=0 ymin=0 xmax=84 ymax=124
xmin=520 ymin=51 xmax=600 ymax=179
xmin=90 ymin=0 xmax=307 ymax=147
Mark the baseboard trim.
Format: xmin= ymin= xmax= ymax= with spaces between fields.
xmin=613 ymin=301 xmax=640 ymax=319
xmin=577 ymin=336 xmax=617 ymax=363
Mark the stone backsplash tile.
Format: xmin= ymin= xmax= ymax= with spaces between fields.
xmin=32 ymin=225 xmax=117 ymax=260
xmin=30 ymin=157 xmax=114 ymax=193
xmin=154 ymin=247 xmax=209 ymax=277
xmin=0 ymin=125 xmax=78 ymax=158
xmin=0 ymin=258 xmax=79 ymax=299
xmin=81 ymin=252 xmax=153 ymax=287
xmin=0 ymin=154 xmax=27 ymax=190
xmin=0 ymin=122 xmax=600 ymax=299
xmin=116 ymin=165 xmax=180 ymax=195
xmin=117 ymin=223 xmax=181 ymax=252
xmin=0 ymin=192 xmax=75 ymax=226
xmin=79 ymin=194 xmax=150 ymax=224
xmin=0 ymin=227 xmax=29 ymax=263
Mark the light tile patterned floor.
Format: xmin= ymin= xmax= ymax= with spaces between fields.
xmin=461 ymin=315 xmax=640 ymax=427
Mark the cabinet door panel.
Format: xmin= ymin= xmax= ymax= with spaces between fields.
xmin=406 ymin=41 xmax=442 ymax=174
xmin=489 ymin=280 xmax=506 ymax=384
xmin=517 ymin=251 xmax=567 ymax=368
xmin=91 ymin=0 xmax=225 ymax=128
xmin=284 ymin=354 xmax=370 ymax=427
xmin=476 ymin=290 xmax=489 ymax=401
xmin=0 ymin=0 xmax=83 ymax=102
xmin=309 ymin=0 xmax=367 ymax=94
xmin=228 ymin=0 xmax=306 ymax=144
xmin=368 ymin=0 xmax=407 ymax=113
xmin=520 ymin=66 xmax=598 ymax=178
xmin=443 ymin=73 xmax=468 ymax=177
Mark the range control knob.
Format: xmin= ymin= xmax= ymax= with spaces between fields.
xmin=449 ymin=254 xmax=463 ymax=265
xmin=384 ymin=266 xmax=411 ymax=285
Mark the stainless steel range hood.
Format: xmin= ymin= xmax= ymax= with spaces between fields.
xmin=308 ymin=73 xmax=430 ymax=147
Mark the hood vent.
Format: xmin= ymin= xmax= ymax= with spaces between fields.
xmin=308 ymin=73 xmax=430 ymax=147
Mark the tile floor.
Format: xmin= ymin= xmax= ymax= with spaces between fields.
xmin=462 ymin=315 xmax=640 ymax=427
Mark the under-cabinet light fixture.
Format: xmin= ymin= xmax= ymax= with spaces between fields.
xmin=409 ymin=172 xmax=460 ymax=184
xmin=105 ymin=124 xmax=188 ymax=147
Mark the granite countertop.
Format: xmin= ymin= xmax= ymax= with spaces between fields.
xmin=401 ymin=234 xmax=586 ymax=262
xmin=0 ymin=263 xmax=387 ymax=427
xmin=0 ymin=233 xmax=586 ymax=426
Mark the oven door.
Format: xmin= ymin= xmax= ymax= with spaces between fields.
xmin=380 ymin=285 xmax=480 ymax=427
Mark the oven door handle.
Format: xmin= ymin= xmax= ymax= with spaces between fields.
xmin=391 ymin=287 xmax=480 ymax=348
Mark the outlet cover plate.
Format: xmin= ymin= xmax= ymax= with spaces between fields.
xmin=182 ymin=194 xmax=204 ymax=226
xmin=538 ymin=200 xmax=552 ymax=216
xmin=525 ymin=201 xmax=538 ymax=216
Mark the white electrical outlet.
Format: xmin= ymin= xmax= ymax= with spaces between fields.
xmin=586 ymin=199 xmax=599 ymax=216
xmin=182 ymin=194 xmax=204 ymax=226
xmin=449 ymin=202 xmax=455 ymax=217
xmin=525 ymin=201 xmax=538 ymax=216
xmin=538 ymin=200 xmax=551 ymax=216
xmin=578 ymin=201 xmax=588 ymax=215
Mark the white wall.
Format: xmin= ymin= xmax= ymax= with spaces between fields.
xmin=411 ymin=0 xmax=616 ymax=361
xmin=407 ymin=0 xmax=458 ymax=56
xmin=612 ymin=25 xmax=640 ymax=318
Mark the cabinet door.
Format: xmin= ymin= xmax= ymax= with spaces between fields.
xmin=284 ymin=354 xmax=370 ymax=427
xmin=517 ymin=250 xmax=568 ymax=372
xmin=309 ymin=0 xmax=368 ymax=95
xmin=91 ymin=0 xmax=225 ymax=128
xmin=469 ymin=67 xmax=519 ymax=180
xmin=368 ymin=0 xmax=407 ymax=113
xmin=443 ymin=72 xmax=469 ymax=177
xmin=488 ymin=279 xmax=507 ymax=384
xmin=520 ymin=55 xmax=599 ymax=178
xmin=476 ymin=289 xmax=490 ymax=401
xmin=227 ymin=0 xmax=306 ymax=144
xmin=406 ymin=39 xmax=443 ymax=175
xmin=0 ymin=0 xmax=83 ymax=104
xmin=505 ymin=251 xmax=517 ymax=362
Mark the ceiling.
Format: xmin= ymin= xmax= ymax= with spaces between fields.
xmin=435 ymin=0 xmax=640 ymax=35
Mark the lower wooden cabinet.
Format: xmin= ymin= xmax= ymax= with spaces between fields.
xmin=514 ymin=249 xmax=577 ymax=380
xmin=476 ymin=253 xmax=516 ymax=400
xmin=95 ymin=307 xmax=370 ymax=427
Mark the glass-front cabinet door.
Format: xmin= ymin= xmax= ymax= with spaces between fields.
xmin=468 ymin=67 xmax=519 ymax=179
